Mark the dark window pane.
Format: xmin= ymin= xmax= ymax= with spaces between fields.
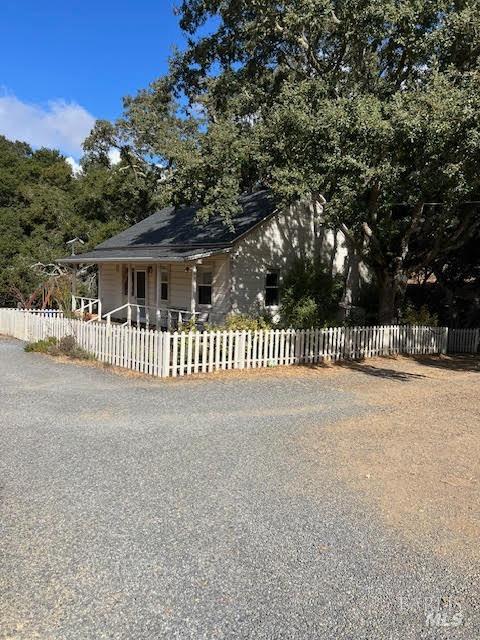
xmin=265 ymin=271 xmax=278 ymax=287
xmin=136 ymin=272 xmax=146 ymax=299
xmin=198 ymin=285 xmax=212 ymax=305
xmin=265 ymin=287 xmax=279 ymax=306
xmin=161 ymin=283 xmax=168 ymax=300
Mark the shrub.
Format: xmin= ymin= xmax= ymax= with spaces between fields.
xmin=401 ymin=304 xmax=439 ymax=326
xmin=206 ymin=313 xmax=272 ymax=332
xmin=177 ymin=317 xmax=198 ymax=333
xmin=57 ymin=335 xmax=77 ymax=354
xmin=24 ymin=335 xmax=92 ymax=359
xmin=24 ymin=336 xmax=57 ymax=353
xmin=280 ymin=259 xmax=344 ymax=328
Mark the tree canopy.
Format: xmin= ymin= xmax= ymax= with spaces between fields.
xmin=0 ymin=135 xmax=159 ymax=306
xmin=86 ymin=0 xmax=480 ymax=322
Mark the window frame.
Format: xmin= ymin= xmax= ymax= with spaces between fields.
xmin=197 ymin=267 xmax=213 ymax=307
xmin=134 ymin=269 xmax=146 ymax=302
xmin=265 ymin=268 xmax=280 ymax=308
xmin=159 ymin=268 xmax=169 ymax=302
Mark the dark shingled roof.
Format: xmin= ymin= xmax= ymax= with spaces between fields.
xmin=58 ymin=189 xmax=277 ymax=263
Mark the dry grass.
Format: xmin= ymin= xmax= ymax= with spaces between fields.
xmin=300 ymin=355 xmax=480 ymax=565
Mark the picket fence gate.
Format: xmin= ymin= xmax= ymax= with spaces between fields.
xmin=0 ymin=308 xmax=478 ymax=379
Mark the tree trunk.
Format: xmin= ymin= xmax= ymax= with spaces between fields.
xmin=377 ymin=273 xmax=397 ymax=324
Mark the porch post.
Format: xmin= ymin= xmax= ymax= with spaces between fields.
xmin=71 ymin=264 xmax=77 ymax=312
xmin=97 ymin=265 xmax=102 ymax=319
xmin=156 ymin=264 xmax=161 ymax=329
xmin=156 ymin=264 xmax=160 ymax=308
xmin=190 ymin=264 xmax=197 ymax=317
xmin=127 ymin=265 xmax=132 ymax=303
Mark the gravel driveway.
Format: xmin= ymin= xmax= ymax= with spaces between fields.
xmin=1 ymin=337 xmax=478 ymax=639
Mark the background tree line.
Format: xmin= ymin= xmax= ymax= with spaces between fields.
xmin=0 ymin=135 xmax=158 ymax=307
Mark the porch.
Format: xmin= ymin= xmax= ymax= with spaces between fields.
xmin=71 ymin=296 xmax=199 ymax=330
xmin=71 ymin=259 xmax=224 ymax=330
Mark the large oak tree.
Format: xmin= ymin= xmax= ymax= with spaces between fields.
xmin=86 ymin=0 xmax=480 ymax=322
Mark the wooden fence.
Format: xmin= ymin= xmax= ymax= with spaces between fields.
xmin=447 ymin=327 xmax=480 ymax=354
xmin=2 ymin=307 xmax=476 ymax=378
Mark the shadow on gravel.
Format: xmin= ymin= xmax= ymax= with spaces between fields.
xmin=335 ymin=360 xmax=427 ymax=381
xmin=411 ymin=354 xmax=480 ymax=373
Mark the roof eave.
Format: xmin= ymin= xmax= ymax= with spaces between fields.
xmin=57 ymin=247 xmax=232 ymax=265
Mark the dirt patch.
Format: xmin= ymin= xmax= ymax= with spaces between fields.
xmin=300 ymin=355 xmax=480 ymax=565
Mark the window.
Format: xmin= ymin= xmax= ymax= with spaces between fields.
xmin=265 ymin=269 xmax=280 ymax=306
xmin=160 ymin=269 xmax=169 ymax=301
xmin=135 ymin=271 xmax=146 ymax=301
xmin=198 ymin=269 xmax=213 ymax=305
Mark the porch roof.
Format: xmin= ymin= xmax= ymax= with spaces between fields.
xmin=58 ymin=188 xmax=277 ymax=265
xmin=58 ymin=245 xmax=230 ymax=264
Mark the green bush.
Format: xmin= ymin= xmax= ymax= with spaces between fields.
xmin=280 ymin=259 xmax=344 ymax=328
xmin=24 ymin=335 xmax=92 ymax=359
xmin=401 ymin=304 xmax=439 ymax=326
xmin=206 ymin=313 xmax=273 ymax=332
xmin=24 ymin=336 xmax=58 ymax=353
xmin=177 ymin=317 xmax=198 ymax=333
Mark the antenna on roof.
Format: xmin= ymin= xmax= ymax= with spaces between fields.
xmin=66 ymin=237 xmax=85 ymax=256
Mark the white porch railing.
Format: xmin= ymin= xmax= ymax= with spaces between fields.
xmin=72 ymin=296 xmax=102 ymax=322
xmin=102 ymin=302 xmax=200 ymax=330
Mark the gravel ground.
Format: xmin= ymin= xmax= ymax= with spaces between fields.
xmin=0 ymin=337 xmax=478 ymax=639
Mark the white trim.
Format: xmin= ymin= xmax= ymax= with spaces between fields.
xmin=159 ymin=266 xmax=170 ymax=303
xmin=190 ymin=265 xmax=197 ymax=315
xmin=134 ymin=269 xmax=147 ymax=305
xmin=57 ymin=248 xmax=232 ymax=265
xmin=265 ymin=268 xmax=280 ymax=308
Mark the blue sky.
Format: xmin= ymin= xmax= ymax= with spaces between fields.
xmin=0 ymin=0 xmax=186 ymax=161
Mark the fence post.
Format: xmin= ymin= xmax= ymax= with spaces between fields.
xmin=239 ymin=330 xmax=246 ymax=369
xmin=162 ymin=331 xmax=170 ymax=377
xmin=23 ymin=310 xmax=29 ymax=341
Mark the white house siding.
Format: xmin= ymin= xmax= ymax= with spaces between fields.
xmin=230 ymin=200 xmax=358 ymax=317
xmin=98 ymin=263 xmax=122 ymax=314
xmin=97 ymin=256 xmax=232 ymax=324
xmin=208 ymin=255 xmax=231 ymax=324
xmin=96 ymin=200 xmax=363 ymax=324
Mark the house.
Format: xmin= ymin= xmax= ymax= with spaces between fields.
xmin=58 ymin=189 xmax=361 ymax=328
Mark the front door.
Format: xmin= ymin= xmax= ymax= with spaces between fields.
xmin=135 ymin=270 xmax=146 ymax=306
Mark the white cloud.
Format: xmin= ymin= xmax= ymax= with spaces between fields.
xmin=108 ymin=148 xmax=121 ymax=165
xmin=65 ymin=156 xmax=82 ymax=175
xmin=0 ymin=92 xmax=96 ymax=158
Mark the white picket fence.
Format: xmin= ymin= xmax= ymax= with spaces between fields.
xmin=447 ymin=327 xmax=480 ymax=354
xmin=2 ymin=307 xmax=476 ymax=378
xmin=23 ymin=308 xmax=64 ymax=318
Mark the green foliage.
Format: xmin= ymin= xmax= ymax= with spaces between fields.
xmin=0 ymin=135 xmax=159 ymax=307
xmin=280 ymin=259 xmax=344 ymax=328
xmin=206 ymin=313 xmax=272 ymax=332
xmin=85 ymin=0 xmax=480 ymax=323
xmin=401 ymin=304 xmax=439 ymax=327
xmin=177 ymin=316 xmax=198 ymax=332
xmin=24 ymin=336 xmax=57 ymax=353
xmin=24 ymin=334 xmax=92 ymax=359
